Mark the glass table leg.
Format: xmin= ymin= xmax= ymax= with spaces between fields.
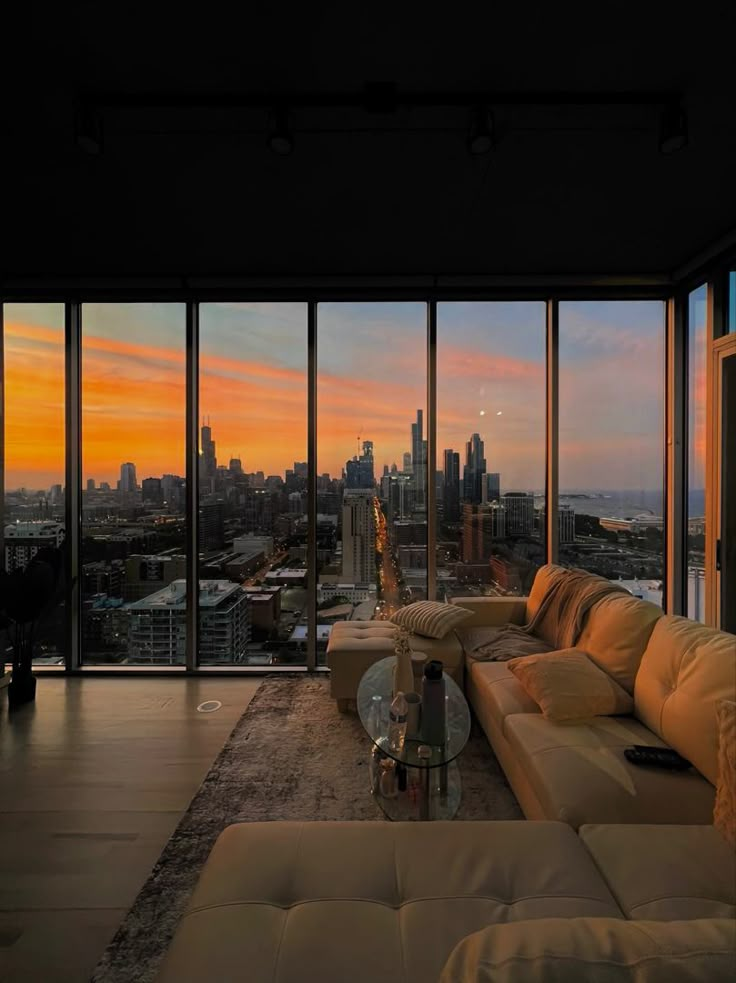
xmin=421 ymin=769 xmax=431 ymax=821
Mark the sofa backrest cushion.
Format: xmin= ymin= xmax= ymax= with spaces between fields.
xmin=440 ymin=917 xmax=736 ymax=983
xmin=577 ymin=592 xmax=663 ymax=694
xmin=526 ymin=563 xmax=564 ymax=621
xmin=634 ymin=616 xmax=736 ymax=785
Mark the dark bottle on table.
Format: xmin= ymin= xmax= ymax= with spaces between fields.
xmin=421 ymin=660 xmax=446 ymax=746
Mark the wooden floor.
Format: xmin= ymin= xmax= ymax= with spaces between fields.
xmin=0 ymin=676 xmax=261 ymax=983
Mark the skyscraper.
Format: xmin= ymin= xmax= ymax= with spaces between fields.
xmin=200 ymin=419 xmax=217 ymax=485
xmin=443 ymin=449 xmax=461 ymax=521
xmin=402 ymin=452 xmax=412 ymax=473
xmin=119 ymin=462 xmax=137 ymax=494
xmin=345 ymin=440 xmax=375 ymax=489
xmin=462 ymin=502 xmax=505 ymax=563
xmin=486 ymin=472 xmax=501 ymax=502
xmin=342 ymin=489 xmax=376 ymax=582
xmin=503 ymin=492 xmax=535 ymax=536
xmin=411 ymin=410 xmax=426 ymax=510
xmin=463 ymin=433 xmax=486 ymax=504
xmin=141 ymin=477 xmax=163 ymax=505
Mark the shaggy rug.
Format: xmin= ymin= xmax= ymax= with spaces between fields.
xmin=91 ymin=676 xmax=522 ymax=983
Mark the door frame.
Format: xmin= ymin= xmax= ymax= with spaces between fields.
xmin=706 ymin=332 xmax=736 ymax=627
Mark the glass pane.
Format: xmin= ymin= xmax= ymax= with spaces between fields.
xmin=437 ymin=303 xmax=546 ymax=599
xmin=559 ymin=301 xmax=665 ymax=605
xmin=318 ymin=303 xmax=426 ymax=662
xmin=2 ymin=303 xmax=66 ymax=667
xmin=81 ymin=304 xmax=187 ymax=664
xmin=687 ymin=286 xmax=707 ymax=621
xmin=199 ymin=303 xmax=307 ymax=666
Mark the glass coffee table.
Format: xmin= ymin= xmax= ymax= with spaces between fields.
xmin=357 ymin=656 xmax=471 ymax=821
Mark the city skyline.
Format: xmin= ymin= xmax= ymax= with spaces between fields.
xmin=4 ymin=300 xmax=683 ymax=492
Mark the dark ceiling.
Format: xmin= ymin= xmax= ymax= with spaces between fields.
xmin=2 ymin=4 xmax=736 ymax=283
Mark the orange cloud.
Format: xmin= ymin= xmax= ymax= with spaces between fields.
xmin=4 ymin=321 xmax=65 ymax=488
xmin=5 ymin=317 xmax=662 ymax=494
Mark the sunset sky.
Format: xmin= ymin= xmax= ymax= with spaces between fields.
xmin=3 ymin=298 xmax=685 ymax=495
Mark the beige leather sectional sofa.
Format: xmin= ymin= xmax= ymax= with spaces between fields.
xmin=157 ymin=819 xmax=735 ymax=982
xmin=454 ymin=564 xmax=735 ymax=827
xmin=157 ymin=566 xmax=736 ymax=981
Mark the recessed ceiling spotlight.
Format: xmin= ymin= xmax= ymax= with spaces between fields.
xmin=659 ymin=103 xmax=688 ymax=155
xmin=468 ymin=106 xmax=494 ymax=156
xmin=268 ymin=107 xmax=294 ymax=155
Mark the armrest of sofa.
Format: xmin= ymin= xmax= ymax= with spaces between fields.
xmin=450 ymin=596 xmax=528 ymax=628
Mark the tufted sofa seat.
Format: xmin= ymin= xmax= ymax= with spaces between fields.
xmin=327 ymin=620 xmax=464 ymax=710
xmin=156 ymin=820 xmax=624 ymax=983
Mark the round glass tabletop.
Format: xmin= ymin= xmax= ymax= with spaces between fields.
xmin=357 ymin=656 xmax=471 ymax=769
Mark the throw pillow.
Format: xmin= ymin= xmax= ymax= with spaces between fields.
xmin=506 ymin=648 xmax=634 ymax=723
xmin=440 ymin=917 xmax=736 ymax=983
xmin=390 ymin=601 xmax=472 ymax=639
xmin=714 ymin=699 xmax=736 ymax=846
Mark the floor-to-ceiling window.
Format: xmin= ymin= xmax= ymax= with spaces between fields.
xmin=2 ymin=286 xmax=709 ymax=671
xmin=436 ymin=302 xmax=547 ymax=598
xmin=317 ymin=303 xmax=426 ymax=659
xmin=2 ymin=303 xmax=66 ymax=665
xmin=687 ymin=285 xmax=708 ymax=621
xmin=199 ymin=303 xmax=308 ymax=666
xmin=559 ymin=301 xmax=666 ymax=605
xmin=81 ymin=304 xmax=187 ymax=664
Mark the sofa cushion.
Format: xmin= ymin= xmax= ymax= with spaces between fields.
xmin=440 ymin=917 xmax=736 ymax=983
xmin=468 ymin=660 xmax=541 ymax=737
xmin=714 ymin=699 xmax=736 ymax=846
xmin=156 ymin=821 xmax=623 ymax=983
xmin=526 ymin=562 xmax=561 ymax=621
xmin=506 ymin=648 xmax=634 ymax=723
xmin=579 ymin=824 xmax=736 ymax=920
xmin=577 ymin=591 xmax=662 ymax=693
xmin=449 ymin=595 xmax=528 ymax=628
xmin=390 ymin=600 xmax=472 ymax=638
xmin=634 ymin=616 xmax=736 ymax=785
xmin=504 ymin=714 xmax=716 ymax=828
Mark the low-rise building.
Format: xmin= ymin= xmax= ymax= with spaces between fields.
xmin=4 ymin=520 xmax=65 ymax=571
xmin=318 ymin=582 xmax=377 ymax=604
xmin=127 ymin=579 xmax=250 ymax=664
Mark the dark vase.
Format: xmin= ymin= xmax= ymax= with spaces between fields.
xmin=8 ymin=671 xmax=37 ymax=708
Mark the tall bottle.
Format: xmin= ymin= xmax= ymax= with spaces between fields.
xmin=388 ymin=692 xmax=408 ymax=753
xmin=421 ymin=661 xmax=446 ymax=747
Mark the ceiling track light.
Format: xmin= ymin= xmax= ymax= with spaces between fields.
xmin=268 ymin=107 xmax=294 ymax=155
xmin=659 ymin=103 xmax=688 ymax=154
xmin=75 ymin=104 xmax=103 ymax=155
xmin=468 ymin=106 xmax=494 ymax=156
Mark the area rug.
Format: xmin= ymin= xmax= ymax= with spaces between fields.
xmin=91 ymin=676 xmax=522 ymax=983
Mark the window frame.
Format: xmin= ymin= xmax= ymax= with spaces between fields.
xmin=3 ymin=271 xmax=729 ymax=672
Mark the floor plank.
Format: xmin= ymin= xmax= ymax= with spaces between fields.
xmin=0 ymin=676 xmax=261 ymax=983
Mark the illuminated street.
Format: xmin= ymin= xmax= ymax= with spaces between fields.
xmin=373 ymin=497 xmax=402 ymax=617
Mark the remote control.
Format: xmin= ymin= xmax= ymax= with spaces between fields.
xmin=624 ymin=745 xmax=692 ymax=770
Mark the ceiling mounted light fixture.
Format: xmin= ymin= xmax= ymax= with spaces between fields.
xmin=75 ymin=104 xmax=103 ymax=155
xmin=659 ymin=103 xmax=688 ymax=154
xmin=268 ymin=107 xmax=294 ymax=155
xmin=468 ymin=106 xmax=494 ymax=155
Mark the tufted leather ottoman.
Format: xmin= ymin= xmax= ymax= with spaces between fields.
xmin=326 ymin=620 xmax=464 ymax=711
xmin=156 ymin=820 xmax=624 ymax=983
